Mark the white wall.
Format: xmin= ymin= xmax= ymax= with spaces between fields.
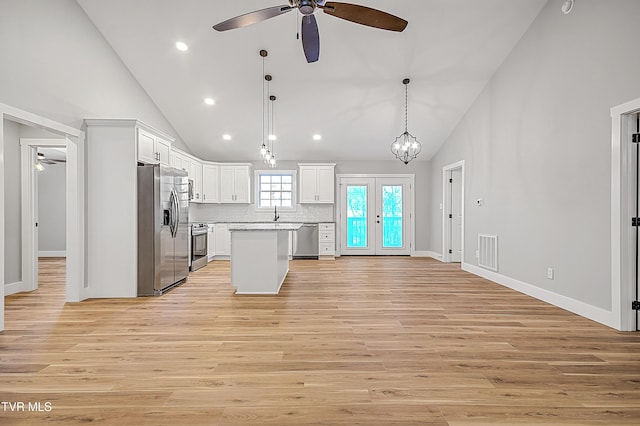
xmin=3 ymin=120 xmax=21 ymax=286
xmin=0 ymin=0 xmax=188 ymax=152
xmin=428 ymin=0 xmax=640 ymax=314
xmin=38 ymin=162 xmax=66 ymax=255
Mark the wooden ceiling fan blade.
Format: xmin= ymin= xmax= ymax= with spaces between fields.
xmin=213 ymin=5 xmax=293 ymax=31
xmin=301 ymin=14 xmax=320 ymax=63
xmin=322 ymin=2 xmax=407 ymax=32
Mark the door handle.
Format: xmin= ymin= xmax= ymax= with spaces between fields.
xmin=174 ymin=189 xmax=180 ymax=236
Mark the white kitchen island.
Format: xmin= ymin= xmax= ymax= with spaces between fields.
xmin=228 ymin=223 xmax=302 ymax=295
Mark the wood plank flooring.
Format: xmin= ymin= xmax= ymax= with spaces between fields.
xmin=1 ymin=256 xmax=639 ymax=425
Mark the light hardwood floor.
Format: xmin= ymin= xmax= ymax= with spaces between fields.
xmin=1 ymin=257 xmax=639 ymax=425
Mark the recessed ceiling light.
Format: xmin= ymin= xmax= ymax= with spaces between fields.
xmin=204 ymin=98 xmax=215 ymax=106
xmin=312 ymin=134 xmax=322 ymax=141
xmin=268 ymin=134 xmax=277 ymax=141
xmin=222 ymin=134 xmax=232 ymax=141
xmin=175 ymin=41 xmax=188 ymax=51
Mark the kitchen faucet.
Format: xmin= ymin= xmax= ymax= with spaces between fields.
xmin=273 ymin=206 xmax=280 ymax=222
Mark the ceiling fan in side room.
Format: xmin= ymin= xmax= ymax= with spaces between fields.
xmin=37 ymin=152 xmax=66 ymax=165
xmin=213 ymin=0 xmax=408 ymax=63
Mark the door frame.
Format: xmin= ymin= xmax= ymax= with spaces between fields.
xmin=442 ymin=160 xmax=465 ymax=263
xmin=1 ymin=102 xmax=86 ymax=331
xmin=611 ymin=97 xmax=640 ymax=331
xmin=336 ymin=174 xmax=415 ymax=256
xmin=20 ymin=139 xmax=68 ymax=293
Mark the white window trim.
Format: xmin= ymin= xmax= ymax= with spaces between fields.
xmin=254 ymin=169 xmax=297 ymax=211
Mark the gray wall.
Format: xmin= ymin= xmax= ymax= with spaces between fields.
xmin=38 ymin=162 xmax=66 ymax=253
xmin=0 ymin=0 xmax=188 ymax=152
xmin=3 ymin=120 xmax=21 ymax=285
xmin=428 ymin=0 xmax=640 ymax=310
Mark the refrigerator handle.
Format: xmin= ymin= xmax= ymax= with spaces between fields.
xmin=169 ymin=189 xmax=178 ymax=238
xmin=174 ymin=188 xmax=180 ymax=237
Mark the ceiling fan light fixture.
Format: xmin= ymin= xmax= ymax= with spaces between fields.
xmin=390 ymin=78 xmax=422 ymax=165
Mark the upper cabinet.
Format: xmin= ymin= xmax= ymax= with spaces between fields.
xmin=299 ymin=163 xmax=335 ymax=203
xmin=189 ymin=158 xmax=203 ymax=203
xmin=202 ymin=164 xmax=219 ymax=203
xmin=220 ymin=164 xmax=251 ymax=203
xmin=137 ymin=128 xmax=171 ymax=166
xmin=171 ymin=150 xmax=189 ymax=172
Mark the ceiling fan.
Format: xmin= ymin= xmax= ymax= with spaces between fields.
xmin=37 ymin=152 xmax=66 ymax=165
xmin=213 ymin=0 xmax=408 ymax=63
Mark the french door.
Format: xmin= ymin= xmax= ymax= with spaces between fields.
xmin=340 ymin=177 xmax=411 ymax=255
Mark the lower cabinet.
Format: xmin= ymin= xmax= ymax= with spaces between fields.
xmin=318 ymin=222 xmax=335 ymax=259
xmin=207 ymin=224 xmax=215 ymax=261
xmin=214 ymin=223 xmax=231 ymax=257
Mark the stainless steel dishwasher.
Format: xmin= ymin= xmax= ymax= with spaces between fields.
xmin=293 ymin=223 xmax=319 ymax=259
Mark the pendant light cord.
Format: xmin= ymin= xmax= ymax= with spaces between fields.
xmin=262 ymin=55 xmax=266 ymax=146
xmin=404 ymin=83 xmax=409 ymax=133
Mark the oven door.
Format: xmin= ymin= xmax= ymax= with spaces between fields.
xmin=191 ymin=231 xmax=207 ymax=259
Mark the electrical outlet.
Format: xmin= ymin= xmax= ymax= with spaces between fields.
xmin=547 ymin=267 xmax=554 ymax=280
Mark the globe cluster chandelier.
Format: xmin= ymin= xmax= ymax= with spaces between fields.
xmin=391 ymin=78 xmax=422 ymax=165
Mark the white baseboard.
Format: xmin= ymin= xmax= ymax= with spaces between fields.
xmin=412 ymin=251 xmax=443 ymax=261
xmin=5 ymin=281 xmax=24 ymax=296
xmin=462 ymin=262 xmax=617 ymax=330
xmin=39 ymin=251 xmax=66 ymax=257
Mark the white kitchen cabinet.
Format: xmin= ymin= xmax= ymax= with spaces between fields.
xmin=298 ymin=163 xmax=335 ymax=203
xmin=214 ymin=223 xmax=231 ymax=257
xmin=220 ymin=164 xmax=251 ymax=203
xmin=318 ymin=222 xmax=335 ymax=259
xmin=202 ymin=164 xmax=219 ymax=203
xmin=207 ymin=224 xmax=215 ymax=261
xmin=172 ymin=150 xmax=189 ymax=172
xmin=138 ymin=128 xmax=171 ymax=166
xmin=189 ymin=159 xmax=203 ymax=203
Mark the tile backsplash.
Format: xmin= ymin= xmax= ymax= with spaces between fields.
xmin=189 ymin=203 xmax=334 ymax=223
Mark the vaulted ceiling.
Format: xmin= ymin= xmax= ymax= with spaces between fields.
xmin=77 ymin=0 xmax=547 ymax=162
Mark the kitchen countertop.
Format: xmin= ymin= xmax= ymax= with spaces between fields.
xmin=228 ymin=223 xmax=304 ymax=231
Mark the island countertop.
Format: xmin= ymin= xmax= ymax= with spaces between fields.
xmin=228 ymin=223 xmax=303 ymax=231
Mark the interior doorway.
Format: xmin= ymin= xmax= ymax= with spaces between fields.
xmin=339 ymin=176 xmax=413 ymax=256
xmin=18 ymin=141 xmax=68 ymax=294
xmin=1 ymin=103 xmax=85 ymax=332
xmin=611 ymin=97 xmax=640 ymax=332
xmin=442 ymin=161 xmax=465 ymax=263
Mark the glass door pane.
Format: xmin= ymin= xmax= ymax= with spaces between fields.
xmin=381 ymin=185 xmax=403 ymax=248
xmin=346 ymin=185 xmax=367 ymax=248
xmin=375 ymin=177 xmax=410 ymax=255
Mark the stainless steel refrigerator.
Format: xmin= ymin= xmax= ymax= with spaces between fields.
xmin=137 ymin=164 xmax=189 ymax=296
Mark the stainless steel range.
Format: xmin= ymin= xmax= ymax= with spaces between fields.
xmin=191 ymin=223 xmax=208 ymax=271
